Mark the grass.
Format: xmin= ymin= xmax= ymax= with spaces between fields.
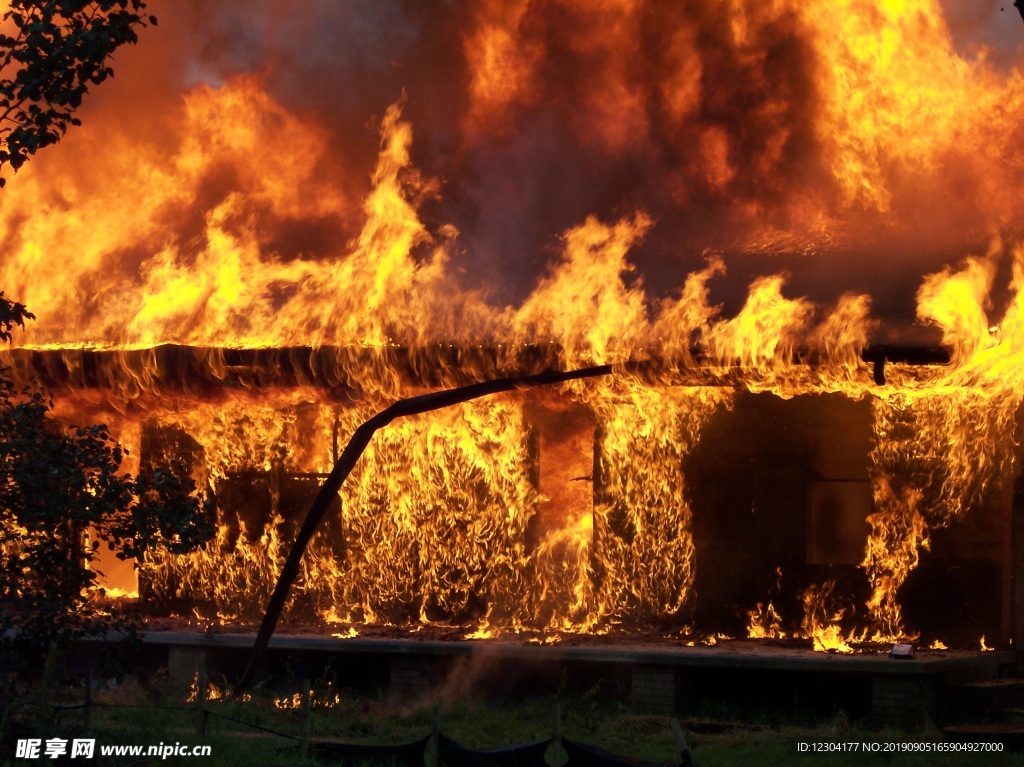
xmin=5 ymin=674 xmax=1024 ymax=766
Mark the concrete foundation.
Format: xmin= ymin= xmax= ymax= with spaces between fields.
xmin=123 ymin=633 xmax=1014 ymax=726
xmin=167 ymin=646 xmax=206 ymax=687
xmin=631 ymin=665 xmax=676 ymax=712
xmin=872 ymin=675 xmax=937 ymax=727
xmin=390 ymin=654 xmax=434 ymax=700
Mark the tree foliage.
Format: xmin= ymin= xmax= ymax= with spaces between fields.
xmin=0 ymin=0 xmax=155 ymax=185
xmin=0 ymin=307 xmax=212 ymax=656
xmin=0 ymin=291 xmax=33 ymax=341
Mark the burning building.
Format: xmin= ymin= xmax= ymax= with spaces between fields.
xmin=2 ymin=0 xmax=1024 ymax=686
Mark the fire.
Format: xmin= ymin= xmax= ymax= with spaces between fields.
xmin=859 ymin=247 xmax=1024 ymax=641
xmin=704 ymin=275 xmax=814 ymax=375
xmin=808 ymin=0 xmax=973 ymax=211
xmin=747 ymin=602 xmax=786 ymax=640
xmin=801 ymin=583 xmax=861 ymax=654
xmin=0 ymin=82 xmax=471 ymax=357
xmin=1 ymin=1 xmax=1023 ymax=651
xmin=95 ymin=586 xmax=139 ymax=600
xmin=701 ymin=633 xmax=733 ymax=647
xmin=527 ymin=633 xmax=562 ymax=645
xmin=273 ymin=687 xmax=341 ymax=710
xmin=590 ymin=388 xmax=726 ymax=627
xmin=464 ymin=623 xmax=502 ymax=640
xmin=186 ymin=673 xmax=240 ymax=704
xmin=463 ymin=0 xmax=538 ymax=134
xmin=513 ymin=213 xmax=651 ymax=369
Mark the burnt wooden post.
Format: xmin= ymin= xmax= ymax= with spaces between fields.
xmin=1013 ymin=452 xmax=1024 ymax=648
xmin=83 ymin=669 xmax=92 ymax=731
xmin=545 ymin=702 xmax=567 ymax=767
xmin=299 ymin=679 xmax=312 ymax=760
xmin=425 ymin=707 xmax=441 ymax=767
xmin=1001 ymin=462 xmax=1015 ymax=646
xmin=1009 ymin=406 xmax=1024 ymax=649
xmin=671 ymin=719 xmax=695 ymax=767
xmin=195 ymin=668 xmax=208 ymax=737
xmin=592 ymin=423 xmax=607 ymax=594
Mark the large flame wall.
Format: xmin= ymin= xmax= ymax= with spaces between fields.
xmin=2 ymin=1 xmax=1024 ymax=646
xmin=4 ymin=0 xmax=1024 ymax=346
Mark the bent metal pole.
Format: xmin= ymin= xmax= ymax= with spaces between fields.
xmin=236 ymin=363 xmax=622 ymax=692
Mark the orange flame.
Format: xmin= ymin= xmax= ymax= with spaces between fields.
xmin=1 ymin=1 xmax=1023 ymax=650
